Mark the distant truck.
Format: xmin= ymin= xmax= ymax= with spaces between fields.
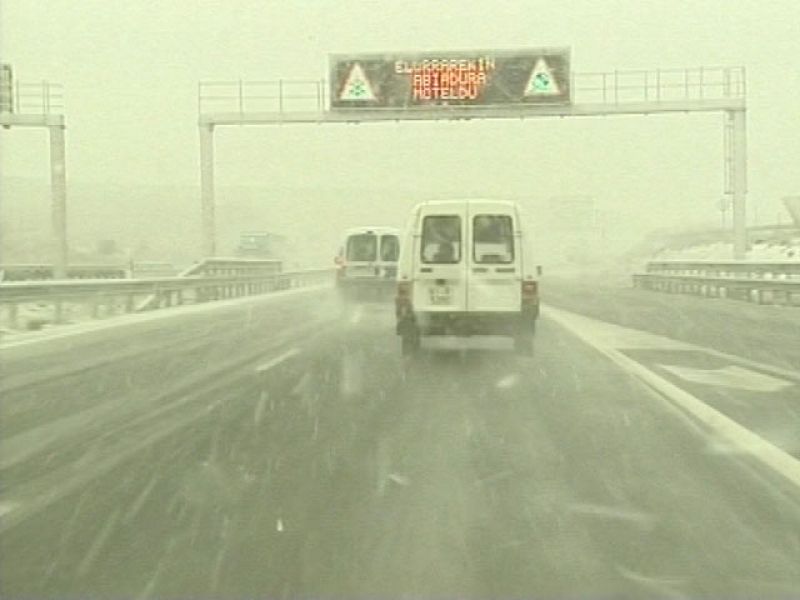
xmin=235 ymin=232 xmax=288 ymax=260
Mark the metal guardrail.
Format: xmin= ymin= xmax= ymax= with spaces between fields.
xmin=183 ymin=257 xmax=282 ymax=278
xmin=135 ymin=257 xmax=283 ymax=311
xmin=0 ymin=264 xmax=129 ymax=282
xmin=198 ymin=66 xmax=745 ymax=116
xmin=0 ymin=258 xmax=282 ymax=283
xmin=645 ymin=259 xmax=800 ymax=280
xmin=0 ymin=268 xmax=332 ymax=330
xmin=633 ymin=260 xmax=800 ymax=306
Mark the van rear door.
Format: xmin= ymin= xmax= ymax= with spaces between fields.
xmin=466 ymin=206 xmax=522 ymax=312
xmin=378 ymin=233 xmax=400 ymax=279
xmin=345 ymin=232 xmax=378 ymax=278
xmin=413 ymin=212 xmax=467 ymax=312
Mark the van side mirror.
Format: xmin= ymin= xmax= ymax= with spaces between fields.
xmin=536 ymin=265 xmax=543 ymax=276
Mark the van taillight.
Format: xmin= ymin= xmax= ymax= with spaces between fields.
xmin=521 ymin=280 xmax=538 ymax=301
xmin=396 ymin=281 xmax=413 ymax=316
xmin=397 ymin=281 xmax=412 ymax=299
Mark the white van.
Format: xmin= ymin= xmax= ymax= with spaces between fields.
xmin=335 ymin=226 xmax=402 ymax=302
xmin=394 ymin=200 xmax=540 ymax=354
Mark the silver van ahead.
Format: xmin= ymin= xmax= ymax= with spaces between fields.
xmin=335 ymin=226 xmax=401 ymax=302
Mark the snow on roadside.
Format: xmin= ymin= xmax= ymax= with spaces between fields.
xmin=653 ymin=237 xmax=800 ymax=261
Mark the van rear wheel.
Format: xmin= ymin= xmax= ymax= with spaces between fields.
xmin=401 ymin=331 xmax=420 ymax=356
xmin=514 ymin=333 xmax=534 ymax=356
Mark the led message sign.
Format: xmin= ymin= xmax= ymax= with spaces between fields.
xmin=329 ymin=48 xmax=571 ymax=110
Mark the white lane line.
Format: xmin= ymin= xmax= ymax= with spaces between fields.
xmin=387 ymin=473 xmax=411 ymax=486
xmin=703 ymin=348 xmax=800 ymax=384
xmin=0 ymin=392 xmax=195 ymax=472
xmin=254 ymin=391 xmax=268 ymax=426
xmin=134 ymin=537 xmax=175 ymax=600
xmin=77 ymin=507 xmax=122 ymax=577
xmin=124 ymin=475 xmax=160 ymax=524
xmin=616 ymin=565 xmax=687 ymax=597
xmin=1 ymin=393 xmax=228 ymax=533
xmin=541 ymin=304 xmax=800 ymax=383
xmin=658 ymin=364 xmax=793 ymax=393
xmin=255 ymin=348 xmax=301 ymax=374
xmin=0 ymin=502 xmax=17 ymax=519
xmin=495 ymin=373 xmax=520 ymax=389
xmin=567 ymin=502 xmax=656 ymax=530
xmin=544 ymin=306 xmax=800 ymax=491
xmin=349 ymin=305 xmax=364 ymax=324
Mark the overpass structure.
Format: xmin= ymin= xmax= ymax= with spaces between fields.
xmin=197 ymin=52 xmax=748 ymax=257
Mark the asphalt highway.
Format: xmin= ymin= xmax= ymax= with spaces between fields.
xmin=2 ymin=283 xmax=799 ymax=598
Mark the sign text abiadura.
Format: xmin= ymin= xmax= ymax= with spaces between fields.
xmin=329 ymin=48 xmax=571 ymax=110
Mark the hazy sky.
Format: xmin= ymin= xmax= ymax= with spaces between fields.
xmin=2 ymin=0 xmax=799 ymax=233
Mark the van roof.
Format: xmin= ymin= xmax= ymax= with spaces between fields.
xmin=412 ymin=199 xmax=520 ymax=212
xmin=343 ymin=226 xmax=401 ymax=236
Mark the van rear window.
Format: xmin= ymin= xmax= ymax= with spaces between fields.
xmin=380 ymin=235 xmax=400 ymax=262
xmin=421 ymin=216 xmax=461 ymax=264
xmin=346 ymin=234 xmax=377 ymax=262
xmin=473 ymin=215 xmax=514 ymax=264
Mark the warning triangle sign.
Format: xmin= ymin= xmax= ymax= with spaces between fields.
xmin=524 ymin=58 xmax=560 ymax=96
xmin=339 ymin=62 xmax=377 ymax=101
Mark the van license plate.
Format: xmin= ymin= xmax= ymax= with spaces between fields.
xmin=430 ymin=286 xmax=451 ymax=305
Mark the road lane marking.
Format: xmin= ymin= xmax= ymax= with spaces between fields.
xmin=387 ymin=473 xmax=411 ymax=486
xmin=124 ymin=475 xmax=160 ymax=524
xmin=658 ymin=364 xmax=793 ymax=393
xmin=2 ymin=321 xmax=326 ymax=471
xmin=541 ymin=304 xmax=800 ymax=383
xmin=544 ymin=306 xmax=800 ymax=491
xmin=616 ymin=565 xmax=687 ymax=596
xmin=1 ymin=393 xmax=232 ymax=533
xmin=0 ymin=502 xmax=17 ymax=519
xmin=255 ymin=348 xmax=301 ymax=373
xmin=341 ymin=351 xmax=364 ymax=396
xmin=349 ymin=305 xmax=364 ymax=324
xmin=495 ymin=373 xmax=519 ymax=389
xmin=567 ymin=502 xmax=656 ymax=530
xmin=77 ymin=507 xmax=121 ymax=577
xmin=254 ymin=391 xmax=268 ymax=425
xmin=474 ymin=470 xmax=514 ymax=487
xmin=0 ymin=393 xmax=194 ymax=471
